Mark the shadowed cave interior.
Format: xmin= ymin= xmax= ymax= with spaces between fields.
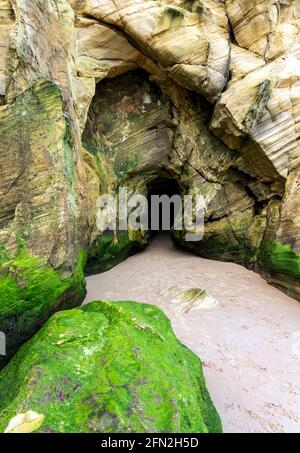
xmin=147 ymin=177 xmax=181 ymax=235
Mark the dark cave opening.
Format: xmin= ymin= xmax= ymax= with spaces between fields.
xmin=147 ymin=177 xmax=181 ymax=237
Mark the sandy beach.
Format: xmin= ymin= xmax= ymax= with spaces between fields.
xmin=84 ymin=233 xmax=300 ymax=433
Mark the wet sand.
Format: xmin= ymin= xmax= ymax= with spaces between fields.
xmin=84 ymin=234 xmax=300 ymax=433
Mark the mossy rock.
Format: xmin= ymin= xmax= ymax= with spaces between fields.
xmin=258 ymin=239 xmax=300 ymax=300
xmin=0 ymin=247 xmax=86 ymax=369
xmin=0 ymin=301 xmax=222 ymax=433
xmin=174 ymin=208 xmax=263 ymax=268
xmin=86 ymin=231 xmax=148 ymax=275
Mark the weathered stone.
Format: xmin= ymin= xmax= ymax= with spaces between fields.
xmin=82 ymin=70 xmax=175 ymax=273
xmin=228 ymin=45 xmax=265 ymax=87
xmin=80 ymin=64 xmax=300 ymax=302
xmin=83 ymin=71 xmax=174 ymax=182
xmin=211 ymin=18 xmax=300 ymax=181
xmin=75 ymin=0 xmax=231 ymax=102
xmin=225 ymin=0 xmax=300 ymax=61
xmin=0 ymin=0 xmax=15 ymax=97
xmin=175 ymin=207 xmax=266 ymax=268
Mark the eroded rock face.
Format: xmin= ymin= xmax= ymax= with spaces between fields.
xmin=0 ymin=301 xmax=222 ymax=433
xmin=75 ymin=0 xmax=230 ymax=102
xmin=225 ymin=0 xmax=300 ymax=60
xmin=0 ymin=0 xmax=15 ymax=97
xmin=0 ymin=0 xmax=300 ymax=367
xmin=0 ymin=1 xmax=91 ymax=367
xmin=0 ymin=78 xmax=87 ymax=368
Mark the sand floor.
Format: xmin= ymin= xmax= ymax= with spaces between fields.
xmin=84 ymin=233 xmax=300 ymax=433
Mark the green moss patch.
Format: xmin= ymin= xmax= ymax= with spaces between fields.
xmin=258 ymin=240 xmax=300 ymax=280
xmin=242 ymin=80 xmax=272 ymax=133
xmin=0 ymin=300 xmax=222 ymax=433
xmin=0 ymin=246 xmax=86 ymax=369
xmin=174 ymin=208 xmax=264 ymax=268
xmin=86 ymin=231 xmax=147 ymax=275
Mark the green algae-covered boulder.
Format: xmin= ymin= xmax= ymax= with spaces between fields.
xmin=0 ymin=300 xmax=222 ymax=433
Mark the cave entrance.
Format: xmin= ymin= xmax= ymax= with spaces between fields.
xmin=82 ymin=69 xmax=185 ymax=274
xmin=147 ymin=177 xmax=181 ymax=238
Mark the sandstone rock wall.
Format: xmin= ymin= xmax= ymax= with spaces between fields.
xmin=0 ymin=0 xmax=89 ymax=367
